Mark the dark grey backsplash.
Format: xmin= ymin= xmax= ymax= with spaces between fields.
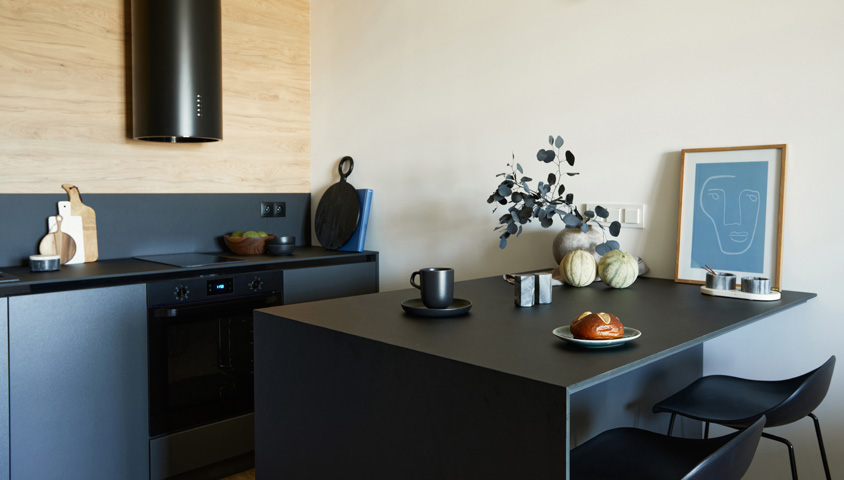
xmin=0 ymin=193 xmax=310 ymax=267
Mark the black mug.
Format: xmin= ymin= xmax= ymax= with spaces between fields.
xmin=410 ymin=267 xmax=454 ymax=309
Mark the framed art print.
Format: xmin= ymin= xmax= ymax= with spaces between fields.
xmin=675 ymin=145 xmax=787 ymax=290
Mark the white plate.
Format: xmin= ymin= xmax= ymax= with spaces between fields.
xmin=552 ymin=325 xmax=641 ymax=348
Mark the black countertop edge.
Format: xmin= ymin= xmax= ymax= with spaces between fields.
xmin=0 ymin=248 xmax=378 ymax=298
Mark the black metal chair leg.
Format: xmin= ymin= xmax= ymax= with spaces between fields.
xmin=704 ymin=421 xmax=710 ymax=439
xmin=809 ymin=413 xmax=832 ymax=480
xmin=667 ymin=413 xmax=676 ymax=436
xmin=762 ymin=432 xmax=798 ymax=480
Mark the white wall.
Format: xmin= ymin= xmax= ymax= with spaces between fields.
xmin=311 ymin=1 xmax=844 ymax=477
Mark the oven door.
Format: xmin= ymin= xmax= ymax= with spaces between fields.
xmin=148 ymin=293 xmax=282 ymax=437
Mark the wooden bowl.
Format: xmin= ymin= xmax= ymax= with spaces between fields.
xmin=223 ymin=234 xmax=277 ymax=255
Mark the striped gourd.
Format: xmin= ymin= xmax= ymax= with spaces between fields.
xmin=560 ymin=249 xmax=597 ymax=287
xmin=598 ymin=250 xmax=638 ymax=288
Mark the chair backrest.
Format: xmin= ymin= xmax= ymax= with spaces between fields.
xmin=682 ymin=415 xmax=766 ymax=480
xmin=765 ymin=355 xmax=835 ymax=426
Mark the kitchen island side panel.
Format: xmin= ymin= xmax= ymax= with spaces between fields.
xmin=254 ymin=311 xmax=568 ymax=479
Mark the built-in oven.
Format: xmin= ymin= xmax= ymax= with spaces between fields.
xmin=146 ymin=269 xmax=284 ymax=480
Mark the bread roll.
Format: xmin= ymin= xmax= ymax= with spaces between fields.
xmin=570 ymin=311 xmax=624 ymax=340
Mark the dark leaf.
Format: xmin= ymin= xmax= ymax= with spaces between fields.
xmin=505 ymin=174 xmax=514 ymax=180
xmin=499 ymin=213 xmax=512 ymax=223
xmin=565 ymin=150 xmax=575 ymax=166
xmin=609 ymin=221 xmax=621 ymax=237
xmin=540 ymin=216 xmax=553 ymax=228
xmin=517 ymin=225 xmax=523 ymax=237
xmin=566 ymin=172 xmax=580 ymax=176
xmin=548 ymin=173 xmax=556 ymax=186
xmin=537 ymin=208 xmax=546 ymax=220
xmin=507 ymin=222 xmax=518 ymax=234
xmin=516 ymin=163 xmax=523 ymax=174
xmin=548 ymin=135 xmax=554 ymax=146
xmin=563 ymin=214 xmax=581 ymax=227
xmin=582 ymin=223 xmax=590 ymax=233
xmin=496 ymin=173 xmax=506 ymax=177
xmin=520 ymin=176 xmax=533 ymax=183
xmin=584 ymin=210 xmax=595 ymax=218
xmin=536 ymin=149 xmax=555 ymax=163
xmin=555 ymin=135 xmax=564 ymax=148
xmin=511 ymin=192 xmax=523 ymax=203
xmin=498 ymin=184 xmax=512 ymax=196
xmin=595 ymin=206 xmax=609 ymax=218
xmin=499 ymin=236 xmax=508 ymax=249
xmin=546 ymin=207 xmax=556 ymax=218
xmin=595 ymin=243 xmax=611 ymax=256
xmin=558 ymin=184 xmax=565 ymax=196
xmin=498 ymin=198 xmax=507 ymax=205
xmin=487 ymin=194 xmax=495 ymax=204
xmin=524 ymin=197 xmax=535 ymax=208
xmin=565 ymin=193 xmax=574 ymax=204
xmin=606 ymin=240 xmax=620 ymax=250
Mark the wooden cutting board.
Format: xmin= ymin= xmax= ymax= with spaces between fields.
xmin=62 ymin=184 xmax=98 ymax=262
xmin=39 ymin=215 xmax=77 ymax=264
xmin=47 ymin=201 xmax=85 ymax=264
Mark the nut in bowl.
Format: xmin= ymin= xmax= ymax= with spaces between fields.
xmin=266 ymin=235 xmax=296 ymax=256
xmin=224 ymin=232 xmax=277 ymax=255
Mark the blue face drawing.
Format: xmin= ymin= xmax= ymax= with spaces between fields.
xmin=699 ymin=175 xmax=761 ymax=255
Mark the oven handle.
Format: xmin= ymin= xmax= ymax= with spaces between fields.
xmin=149 ymin=292 xmax=283 ymax=319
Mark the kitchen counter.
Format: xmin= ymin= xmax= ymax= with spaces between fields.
xmin=0 ymin=248 xmax=377 ymax=297
xmin=253 ymin=276 xmax=815 ymax=479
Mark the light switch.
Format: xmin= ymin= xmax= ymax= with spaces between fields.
xmin=623 ymin=208 xmax=640 ymax=224
xmin=583 ymin=203 xmax=645 ymax=229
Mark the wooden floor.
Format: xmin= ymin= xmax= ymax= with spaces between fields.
xmin=220 ymin=469 xmax=255 ymax=480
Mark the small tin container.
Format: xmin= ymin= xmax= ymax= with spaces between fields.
xmin=514 ymin=274 xmax=535 ymax=307
xmin=534 ymin=272 xmax=552 ymax=305
xmin=741 ymin=277 xmax=771 ymax=294
xmin=30 ymin=254 xmax=60 ymax=272
xmin=705 ymin=272 xmax=736 ymax=290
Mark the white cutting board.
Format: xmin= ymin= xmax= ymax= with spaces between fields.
xmin=47 ymin=201 xmax=85 ymax=264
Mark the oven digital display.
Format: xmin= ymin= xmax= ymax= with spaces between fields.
xmin=207 ymin=278 xmax=233 ymax=295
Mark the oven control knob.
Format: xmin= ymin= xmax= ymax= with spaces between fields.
xmin=174 ymin=285 xmax=189 ymax=301
xmin=249 ymin=277 xmax=263 ymax=291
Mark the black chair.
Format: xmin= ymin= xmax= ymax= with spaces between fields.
xmin=570 ymin=415 xmax=766 ymax=480
xmin=653 ymin=356 xmax=835 ymax=480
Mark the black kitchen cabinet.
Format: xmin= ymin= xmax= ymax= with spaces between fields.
xmin=283 ymin=258 xmax=379 ymax=304
xmin=0 ymin=299 xmax=8 ymax=480
xmin=8 ymin=285 xmax=148 ymax=480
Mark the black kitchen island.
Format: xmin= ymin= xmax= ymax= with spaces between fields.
xmin=254 ymin=276 xmax=815 ymax=479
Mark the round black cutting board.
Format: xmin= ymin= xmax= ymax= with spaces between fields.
xmin=315 ymin=156 xmax=361 ymax=250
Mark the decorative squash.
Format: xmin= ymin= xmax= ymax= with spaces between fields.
xmin=560 ymin=249 xmax=597 ymax=287
xmin=598 ymin=250 xmax=638 ymax=289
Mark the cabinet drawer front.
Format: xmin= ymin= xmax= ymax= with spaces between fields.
xmin=283 ymin=260 xmax=378 ymax=304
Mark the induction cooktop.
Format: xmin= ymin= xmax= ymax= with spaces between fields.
xmin=134 ymin=253 xmax=247 ymax=268
xmin=0 ymin=271 xmax=20 ymax=283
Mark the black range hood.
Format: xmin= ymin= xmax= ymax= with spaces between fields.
xmin=131 ymin=0 xmax=222 ymax=143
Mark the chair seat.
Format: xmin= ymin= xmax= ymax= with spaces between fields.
xmin=653 ymin=375 xmax=796 ymax=427
xmin=570 ymin=429 xmax=726 ymax=479
xmin=570 ymin=416 xmax=765 ymax=480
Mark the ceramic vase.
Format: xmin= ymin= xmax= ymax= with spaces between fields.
xmin=552 ymin=226 xmax=605 ymax=265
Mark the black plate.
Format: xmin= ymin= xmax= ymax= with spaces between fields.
xmin=401 ymin=298 xmax=472 ymax=317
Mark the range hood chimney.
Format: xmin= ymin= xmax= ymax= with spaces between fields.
xmin=131 ymin=0 xmax=222 ymax=142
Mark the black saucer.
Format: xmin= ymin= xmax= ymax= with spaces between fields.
xmin=401 ymin=298 xmax=472 ymax=317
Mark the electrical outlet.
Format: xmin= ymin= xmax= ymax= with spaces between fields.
xmin=260 ymin=202 xmax=273 ymax=218
xmin=273 ymin=202 xmax=286 ymax=217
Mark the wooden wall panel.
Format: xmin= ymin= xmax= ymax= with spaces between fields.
xmin=0 ymin=0 xmax=310 ymax=194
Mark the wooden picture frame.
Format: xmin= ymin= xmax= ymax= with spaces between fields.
xmin=675 ymin=145 xmax=787 ymax=290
